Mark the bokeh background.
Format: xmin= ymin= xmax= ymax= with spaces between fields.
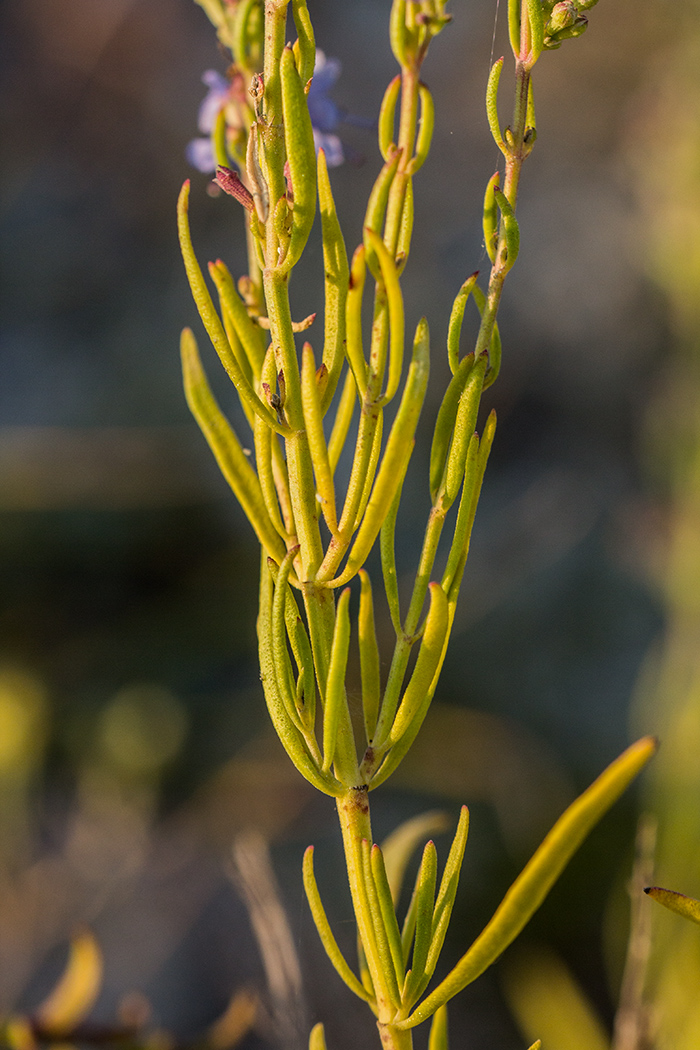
xmin=1 ymin=0 xmax=698 ymax=1047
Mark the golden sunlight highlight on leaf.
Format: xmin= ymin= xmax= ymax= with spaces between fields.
xmin=35 ymin=929 xmax=103 ymax=1035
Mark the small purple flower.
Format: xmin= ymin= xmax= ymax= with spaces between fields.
xmin=185 ymin=136 xmax=217 ymax=173
xmin=313 ymin=127 xmax=345 ymax=168
xmin=308 ymin=51 xmax=346 ymax=168
xmin=198 ymin=70 xmax=229 ymax=132
xmin=186 ymin=70 xmax=230 ymax=173
xmin=309 ymin=50 xmax=374 ymax=167
xmin=186 ymin=51 xmax=369 ymax=174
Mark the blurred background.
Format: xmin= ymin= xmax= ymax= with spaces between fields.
xmin=1 ymin=0 xmax=698 ymax=1047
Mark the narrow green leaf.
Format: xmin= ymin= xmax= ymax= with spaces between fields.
xmin=645 ymin=886 xmax=700 ymax=925
xmin=429 ymin=353 xmax=476 ymax=505
xmin=390 ymin=0 xmax=407 ymax=67
xmin=382 ymin=811 xmax=450 ymax=906
xmin=346 ymin=245 xmax=369 ymax=395
xmin=322 ymin=587 xmax=352 ymax=773
xmin=424 ymin=807 xmax=470 ymax=982
xmin=294 ymin=615 xmax=317 ymax=731
xmin=395 ymin=177 xmax=414 ymax=275
xmin=328 ymin=368 xmax=357 ymax=474
xmin=401 ymin=903 xmax=418 ymax=970
xmin=446 ymin=273 xmax=479 ymax=376
xmin=362 ymin=839 xmax=402 ymax=1009
xmin=258 ymin=559 xmax=341 ymax=795
xmin=478 ymin=409 xmax=498 ymax=471
xmin=486 ymin=58 xmax=507 ymax=155
xmin=379 ymin=75 xmax=401 ymax=161
xmin=428 ymin=1005 xmax=449 ymax=1050
xmin=291 ymin=0 xmax=315 ymax=87
xmin=209 ymin=259 xmax=266 ymax=377
xmin=177 ymin=182 xmax=284 ymax=433
xmin=358 ymin=570 xmax=381 ymax=743
xmin=507 ymin=0 xmax=521 ymax=57
xmin=232 ymin=0 xmax=260 ymax=74
xmin=407 ymin=82 xmax=434 ymax=175
xmin=303 ymin=847 xmax=376 ymax=1004
xmin=397 ymin=736 xmax=659 ymax=1028
xmin=218 ymin=301 xmax=254 ymax=432
xmin=467 ymin=283 xmax=502 ymax=390
xmin=370 ymin=845 xmax=405 ymax=989
xmin=526 ymin=77 xmax=536 ymax=137
xmin=440 ymin=433 xmax=481 ymax=600
xmin=253 ymin=349 xmax=290 ymax=541
xmin=369 ymin=629 xmax=449 ymax=790
xmin=379 ymin=476 xmax=405 ymax=636
xmin=181 ymin=329 xmax=286 ymax=563
xmin=280 ymin=46 xmax=317 ymax=273
xmin=324 ymin=403 xmax=385 ymax=586
xmin=365 ymin=228 xmax=405 ymax=406
xmin=525 ymin=0 xmax=544 ymax=64
xmin=302 ymin=342 xmax=338 ymax=534
xmin=441 ymin=411 xmax=496 ymax=606
xmin=331 ymin=318 xmax=430 ymax=587
xmin=385 ymin=583 xmax=449 ymax=748
xmin=482 ymin=171 xmax=500 ymax=264
xmin=363 ymin=150 xmax=403 ymax=280
xmin=318 ymin=149 xmax=350 ymax=412
xmin=354 ymin=413 xmax=384 ymax=531
xmin=444 ymin=355 xmax=487 ymax=506
xmin=402 ymin=841 xmax=438 ymax=1008
xmin=272 ymin=547 xmax=304 ymax=729
xmin=482 ymin=315 xmax=502 ymax=390
xmin=493 ymin=187 xmax=520 ymax=272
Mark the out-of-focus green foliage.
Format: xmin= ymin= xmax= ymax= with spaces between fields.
xmin=628 ymin=9 xmax=700 ymax=1048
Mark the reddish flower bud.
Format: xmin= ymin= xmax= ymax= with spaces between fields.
xmin=213 ymin=166 xmax=254 ymax=211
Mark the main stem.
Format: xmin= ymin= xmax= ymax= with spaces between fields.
xmin=337 ymin=789 xmax=413 ymax=1050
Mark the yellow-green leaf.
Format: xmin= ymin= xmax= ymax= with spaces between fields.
xmin=397 ymin=736 xmax=658 ymax=1028
xmin=646 ymin=886 xmax=700 ymax=925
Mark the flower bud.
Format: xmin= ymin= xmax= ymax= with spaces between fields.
xmin=547 ymin=1 xmax=578 ymax=34
xmin=544 ymin=5 xmax=588 ymax=49
xmin=214 ymin=165 xmax=254 ymax=210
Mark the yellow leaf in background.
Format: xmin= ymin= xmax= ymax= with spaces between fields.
xmin=309 ymin=1022 xmax=328 ymax=1050
xmin=207 ymin=986 xmax=258 ymax=1050
xmin=503 ymin=946 xmax=610 ymax=1050
xmin=646 ymin=886 xmax=700 ymax=925
xmin=35 ymin=929 xmax=103 ymax=1035
xmin=381 ymin=810 xmax=449 ymax=905
xmin=427 ymin=1004 xmax=449 ymax=1050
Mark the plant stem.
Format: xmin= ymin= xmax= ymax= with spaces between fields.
xmin=337 ymin=789 xmax=414 ymax=1050
xmin=474 ymin=59 xmax=531 ymax=363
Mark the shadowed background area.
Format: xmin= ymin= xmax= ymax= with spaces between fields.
xmin=0 ymin=0 xmax=689 ymax=1047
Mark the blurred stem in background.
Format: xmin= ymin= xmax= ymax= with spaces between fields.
xmin=629 ymin=4 xmax=700 ymax=1046
xmin=504 ymin=5 xmax=700 ymax=1048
